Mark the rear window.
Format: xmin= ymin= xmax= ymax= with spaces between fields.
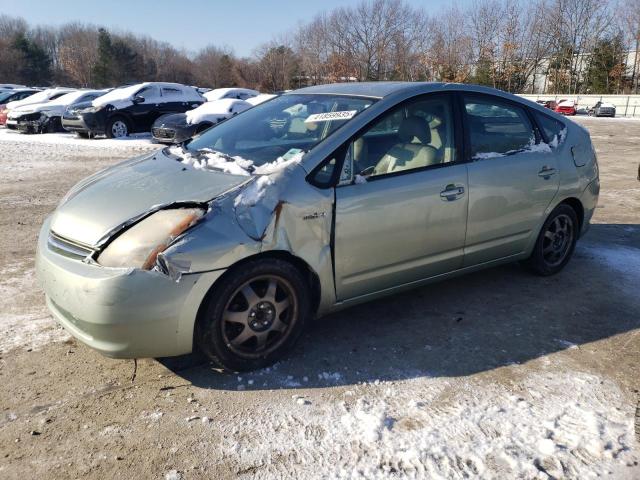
xmin=533 ymin=111 xmax=564 ymax=145
xmin=464 ymin=96 xmax=535 ymax=158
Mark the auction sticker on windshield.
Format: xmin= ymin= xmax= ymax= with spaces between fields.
xmin=305 ymin=110 xmax=357 ymax=123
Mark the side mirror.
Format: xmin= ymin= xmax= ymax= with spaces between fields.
xmin=132 ymin=95 xmax=145 ymax=104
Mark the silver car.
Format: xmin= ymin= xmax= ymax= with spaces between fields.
xmin=36 ymin=83 xmax=600 ymax=371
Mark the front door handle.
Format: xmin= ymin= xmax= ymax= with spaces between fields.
xmin=440 ymin=184 xmax=465 ymax=201
xmin=538 ymin=166 xmax=557 ymax=178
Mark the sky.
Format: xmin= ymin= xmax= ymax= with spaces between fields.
xmin=1 ymin=0 xmax=462 ymax=57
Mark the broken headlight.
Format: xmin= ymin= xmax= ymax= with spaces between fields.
xmin=97 ymin=208 xmax=204 ymax=269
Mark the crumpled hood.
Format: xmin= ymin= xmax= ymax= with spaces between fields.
xmin=50 ymin=149 xmax=249 ymax=247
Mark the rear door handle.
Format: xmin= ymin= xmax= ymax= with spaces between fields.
xmin=538 ymin=166 xmax=557 ymax=178
xmin=440 ymin=184 xmax=465 ymax=201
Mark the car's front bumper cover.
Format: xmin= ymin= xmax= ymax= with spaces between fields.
xmin=36 ymin=217 xmax=224 ymax=358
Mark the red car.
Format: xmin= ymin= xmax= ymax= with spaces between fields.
xmin=555 ymin=99 xmax=576 ymax=116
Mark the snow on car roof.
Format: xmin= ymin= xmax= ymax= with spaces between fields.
xmin=246 ymin=94 xmax=277 ymax=106
xmin=203 ymin=88 xmax=260 ymax=101
xmin=186 ymin=99 xmax=251 ymax=125
xmin=558 ymin=100 xmax=575 ymax=107
xmin=93 ymin=82 xmax=202 ymax=108
xmin=6 ymin=87 xmax=75 ymax=110
xmin=43 ymin=89 xmax=108 ymax=107
xmin=600 ymin=102 xmax=615 ymax=108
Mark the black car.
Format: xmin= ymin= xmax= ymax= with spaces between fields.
xmin=62 ymin=82 xmax=204 ymax=138
xmin=151 ymin=98 xmax=252 ymax=144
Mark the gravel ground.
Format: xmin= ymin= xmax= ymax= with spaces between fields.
xmin=0 ymin=121 xmax=638 ymax=479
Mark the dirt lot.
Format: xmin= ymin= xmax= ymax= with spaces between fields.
xmin=0 ymin=120 xmax=638 ymax=479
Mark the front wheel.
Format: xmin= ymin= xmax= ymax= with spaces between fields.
xmin=523 ymin=204 xmax=578 ymax=276
xmin=106 ymin=117 xmax=129 ymax=138
xmin=196 ymin=259 xmax=310 ymax=372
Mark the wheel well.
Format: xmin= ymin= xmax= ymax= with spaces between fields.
xmin=559 ymin=197 xmax=584 ymax=230
xmin=197 ymin=251 xmax=322 ymax=323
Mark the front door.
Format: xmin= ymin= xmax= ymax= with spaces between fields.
xmin=334 ymin=94 xmax=469 ymax=300
xmin=461 ymin=94 xmax=560 ymax=266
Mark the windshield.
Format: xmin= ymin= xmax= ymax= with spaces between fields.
xmin=186 ymin=94 xmax=376 ymax=166
xmin=0 ymin=91 xmax=18 ymax=103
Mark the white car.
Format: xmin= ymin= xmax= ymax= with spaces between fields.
xmin=203 ymin=88 xmax=260 ymax=101
xmin=7 ymin=89 xmax=108 ymax=133
xmin=4 ymin=87 xmax=76 ymax=129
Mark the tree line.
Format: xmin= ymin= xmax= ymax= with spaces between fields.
xmin=1 ymin=0 xmax=639 ymax=94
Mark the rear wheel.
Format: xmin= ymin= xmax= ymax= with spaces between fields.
xmin=196 ymin=259 xmax=310 ymax=372
xmin=76 ymin=131 xmax=90 ymax=139
xmin=106 ymin=116 xmax=129 ymax=138
xmin=524 ymin=204 xmax=578 ymax=276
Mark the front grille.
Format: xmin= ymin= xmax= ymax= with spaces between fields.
xmin=152 ymin=127 xmax=175 ymax=140
xmin=47 ymin=232 xmax=94 ymax=260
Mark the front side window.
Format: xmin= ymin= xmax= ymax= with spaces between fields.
xmin=186 ymin=94 xmax=375 ymax=167
xmin=340 ymin=95 xmax=456 ymax=182
xmin=464 ymin=96 xmax=535 ymax=159
xmin=136 ymin=86 xmax=160 ymax=102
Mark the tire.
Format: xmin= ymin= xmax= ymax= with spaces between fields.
xmin=196 ymin=258 xmax=311 ymax=372
xmin=524 ymin=204 xmax=579 ymax=276
xmin=76 ymin=131 xmax=90 ymax=139
xmin=105 ymin=116 xmax=129 ymax=138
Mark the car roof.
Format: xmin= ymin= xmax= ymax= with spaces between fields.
xmin=289 ymin=81 xmax=536 ymax=101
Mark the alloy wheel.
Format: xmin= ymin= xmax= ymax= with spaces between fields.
xmin=111 ymin=120 xmax=128 ymax=138
xmin=222 ymin=275 xmax=297 ymax=358
xmin=542 ymin=213 xmax=574 ymax=267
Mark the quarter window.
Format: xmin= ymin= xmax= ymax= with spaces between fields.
xmin=343 ymin=96 xmax=456 ymax=182
xmin=532 ymin=110 xmax=565 ymax=146
xmin=464 ymin=96 xmax=535 ymax=159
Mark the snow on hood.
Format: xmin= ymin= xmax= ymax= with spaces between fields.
xmin=203 ymin=88 xmax=259 ymax=101
xmin=558 ymin=100 xmax=575 ymax=107
xmin=5 ymin=88 xmax=75 ymax=110
xmin=246 ymin=94 xmax=277 ymax=106
xmin=185 ymin=99 xmax=251 ymax=125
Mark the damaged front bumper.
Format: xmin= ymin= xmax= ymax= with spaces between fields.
xmin=36 ymin=217 xmax=225 ymax=358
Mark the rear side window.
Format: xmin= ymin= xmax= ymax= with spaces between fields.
xmin=532 ymin=110 xmax=565 ymax=146
xmin=464 ymin=96 xmax=535 ymax=159
xmin=161 ymin=87 xmax=182 ymax=98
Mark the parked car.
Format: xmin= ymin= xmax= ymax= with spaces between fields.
xmin=540 ymin=100 xmax=557 ymax=110
xmin=555 ymin=99 xmax=576 ymax=115
xmin=151 ymin=98 xmax=252 ymax=144
xmin=7 ymin=89 xmax=108 ymax=134
xmin=588 ymin=101 xmax=616 ymax=117
xmin=0 ymin=88 xmax=41 ymax=125
xmin=0 ymin=83 xmax=26 ymax=90
xmin=203 ymin=88 xmax=259 ymax=101
xmin=62 ymin=82 xmax=205 ymax=138
xmin=36 ymin=83 xmax=599 ymax=371
xmin=3 ymin=87 xmax=75 ymax=129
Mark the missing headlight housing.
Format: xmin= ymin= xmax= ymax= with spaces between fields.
xmin=97 ymin=208 xmax=205 ymax=269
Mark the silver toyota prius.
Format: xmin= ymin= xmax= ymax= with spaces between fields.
xmin=36 ymin=82 xmax=600 ymax=371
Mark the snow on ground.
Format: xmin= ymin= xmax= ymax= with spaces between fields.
xmin=0 ymin=260 xmax=70 ymax=353
xmin=203 ymin=368 xmax=636 ymax=479
xmin=0 ymin=128 xmax=158 ymax=149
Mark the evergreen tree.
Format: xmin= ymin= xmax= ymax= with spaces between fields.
xmin=93 ymin=28 xmax=113 ymax=87
xmin=11 ymin=33 xmax=51 ymax=85
xmin=585 ymin=34 xmax=627 ymax=94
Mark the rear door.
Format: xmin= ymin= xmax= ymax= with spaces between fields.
xmin=462 ymin=94 xmax=560 ymax=266
xmin=333 ymin=93 xmax=469 ymax=300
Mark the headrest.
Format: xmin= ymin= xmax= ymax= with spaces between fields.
xmin=398 ymin=116 xmax=431 ymax=144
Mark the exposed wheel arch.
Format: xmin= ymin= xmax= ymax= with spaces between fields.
xmin=558 ymin=197 xmax=584 ymax=232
